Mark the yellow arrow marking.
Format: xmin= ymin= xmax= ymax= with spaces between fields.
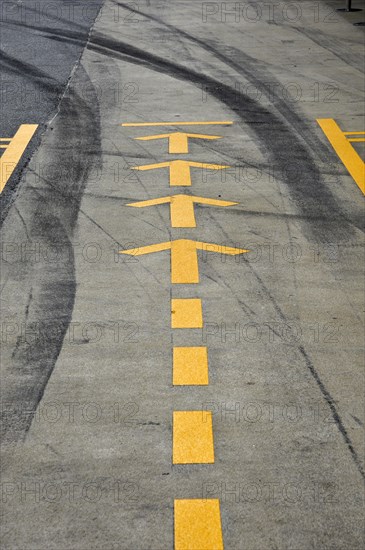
xmin=173 ymin=411 xmax=214 ymax=464
xmin=127 ymin=194 xmax=238 ymax=228
xmin=0 ymin=124 xmax=38 ymax=193
xmin=173 ymin=347 xmax=209 ymax=385
xmin=119 ymin=240 xmax=248 ymax=284
xmin=174 ymin=499 xmax=224 ymax=550
xmin=135 ymin=132 xmax=222 ymax=154
xmin=171 ymin=299 xmax=203 ymax=328
xmin=317 ymin=118 xmax=365 ymax=194
xmin=121 ymin=121 xmax=233 ymax=127
xmin=131 ymin=160 xmax=230 ymax=186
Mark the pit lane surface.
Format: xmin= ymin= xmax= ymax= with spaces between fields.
xmin=1 ymin=1 xmax=364 ymax=548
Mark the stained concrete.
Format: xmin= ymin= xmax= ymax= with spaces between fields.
xmin=1 ymin=1 xmax=364 ymax=548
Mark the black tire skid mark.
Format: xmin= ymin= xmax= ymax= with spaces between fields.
xmin=86 ymin=31 xmax=359 ymax=244
xmin=0 ymin=5 xmax=362 ymax=478
xmin=6 ymin=12 xmax=364 ymax=237
xmin=116 ymin=1 xmax=365 ymax=235
xmin=116 ymin=1 xmax=332 ymax=161
xmin=292 ymin=26 xmax=365 ymax=75
xmin=0 ymin=51 xmax=66 ymax=225
xmin=0 ymin=50 xmax=62 ymax=86
xmin=86 ymin=30 xmax=364 ymax=477
xmin=9 ymin=3 xmax=88 ymax=33
xmin=211 ymin=213 xmax=365 ymax=480
xmin=0 ymin=20 xmax=86 ymax=45
xmin=0 ymin=67 xmax=102 ymax=444
xmin=108 ymin=3 xmax=364 ymax=479
xmin=3 ymin=7 xmax=363 ymax=240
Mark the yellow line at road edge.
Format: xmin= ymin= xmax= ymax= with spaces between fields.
xmin=317 ymin=118 xmax=365 ymax=194
xmin=0 ymin=124 xmax=38 ymax=193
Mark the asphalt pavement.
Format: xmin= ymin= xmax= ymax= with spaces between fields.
xmin=0 ymin=0 xmax=104 ymax=221
xmin=0 ymin=1 xmax=364 ymax=549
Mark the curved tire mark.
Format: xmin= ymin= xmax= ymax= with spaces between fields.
xmin=0 ymin=67 xmax=101 ymax=444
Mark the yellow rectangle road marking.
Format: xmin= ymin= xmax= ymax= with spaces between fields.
xmin=121 ymin=121 xmax=233 ymax=127
xmin=0 ymin=124 xmax=38 ymax=193
xmin=173 ymin=347 xmax=209 ymax=385
xmin=174 ymin=499 xmax=224 ymax=550
xmin=173 ymin=411 xmax=214 ymax=464
xmin=171 ymin=299 xmax=203 ymax=329
xmin=317 ymin=118 xmax=365 ymax=194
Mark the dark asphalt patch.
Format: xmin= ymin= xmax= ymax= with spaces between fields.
xmin=0 ymin=0 xmax=104 ymax=222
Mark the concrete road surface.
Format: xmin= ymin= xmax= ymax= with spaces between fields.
xmin=1 ymin=1 xmax=364 ymax=548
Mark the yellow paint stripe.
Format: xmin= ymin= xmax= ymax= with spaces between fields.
xmin=348 ymin=138 xmax=365 ymax=142
xmin=174 ymin=499 xmax=223 ymax=550
xmin=121 ymin=121 xmax=233 ymax=127
xmin=171 ymin=299 xmax=203 ymax=329
xmin=173 ymin=411 xmax=214 ymax=464
xmin=173 ymin=347 xmax=209 ymax=385
xmin=343 ymin=131 xmax=365 ymax=135
xmin=0 ymin=124 xmax=38 ymax=193
xmin=317 ymin=118 xmax=365 ymax=194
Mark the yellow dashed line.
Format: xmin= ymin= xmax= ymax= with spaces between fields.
xmin=171 ymin=299 xmax=203 ymax=329
xmin=0 ymin=124 xmax=38 ymax=193
xmin=173 ymin=411 xmax=214 ymax=464
xmin=120 ymin=121 xmax=241 ymax=548
xmin=317 ymin=118 xmax=365 ymax=194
